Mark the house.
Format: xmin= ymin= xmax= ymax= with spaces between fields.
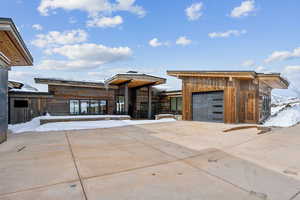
xmin=167 ymin=70 xmax=289 ymax=123
xmin=8 ymin=72 xmax=170 ymax=124
xmin=8 ymin=70 xmax=289 ymax=125
xmin=0 ymin=18 xmax=33 ymax=143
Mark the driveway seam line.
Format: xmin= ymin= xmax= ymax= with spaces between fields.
xmin=0 ymin=179 xmax=79 ymax=197
xmin=65 ymin=132 xmax=88 ymax=200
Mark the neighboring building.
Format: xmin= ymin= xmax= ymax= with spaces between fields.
xmin=0 ymin=18 xmax=33 ymax=143
xmin=167 ymin=71 xmax=289 ymax=123
xmin=8 ymin=81 xmax=52 ymax=124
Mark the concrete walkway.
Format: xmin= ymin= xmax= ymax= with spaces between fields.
xmin=0 ymin=121 xmax=299 ymax=200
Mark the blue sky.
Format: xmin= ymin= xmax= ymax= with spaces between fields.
xmin=3 ymin=0 xmax=300 ymax=96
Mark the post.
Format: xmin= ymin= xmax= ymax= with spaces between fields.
xmin=0 ymin=65 xmax=8 ymax=144
xmin=124 ymin=82 xmax=129 ymax=114
xmin=148 ymin=86 xmax=152 ymax=119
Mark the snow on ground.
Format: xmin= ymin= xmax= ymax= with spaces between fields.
xmin=264 ymin=104 xmax=300 ymax=127
xmin=271 ymin=104 xmax=287 ymax=116
xmin=8 ymin=116 xmax=176 ymax=134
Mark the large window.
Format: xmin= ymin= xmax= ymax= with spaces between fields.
xmin=70 ymin=99 xmax=107 ymax=115
xmin=70 ymin=100 xmax=80 ymax=115
xmin=170 ymin=97 xmax=182 ymax=114
xmin=116 ymin=96 xmax=125 ymax=113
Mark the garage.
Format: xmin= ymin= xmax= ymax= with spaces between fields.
xmin=192 ymin=91 xmax=224 ymax=122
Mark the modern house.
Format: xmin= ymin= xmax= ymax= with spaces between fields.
xmin=0 ymin=18 xmax=33 ymax=143
xmin=8 ymin=72 xmax=178 ymax=124
xmin=167 ymin=71 xmax=289 ymax=123
xmin=8 ymin=70 xmax=288 ymax=125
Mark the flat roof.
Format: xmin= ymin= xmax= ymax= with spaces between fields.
xmin=105 ymin=73 xmax=166 ymax=88
xmin=0 ymin=18 xmax=33 ymax=66
xmin=167 ymin=70 xmax=289 ymax=89
xmin=34 ymin=78 xmax=118 ymax=89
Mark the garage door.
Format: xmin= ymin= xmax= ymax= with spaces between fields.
xmin=192 ymin=91 xmax=224 ymax=122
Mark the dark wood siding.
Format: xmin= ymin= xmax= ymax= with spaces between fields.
xmin=0 ymin=67 xmax=8 ymax=143
xmin=8 ymin=96 xmax=49 ymax=124
xmin=48 ymin=85 xmax=116 ymax=115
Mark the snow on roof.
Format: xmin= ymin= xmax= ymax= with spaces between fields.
xmin=8 ymin=80 xmax=39 ymax=92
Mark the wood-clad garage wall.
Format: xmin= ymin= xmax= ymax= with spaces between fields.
xmin=181 ymin=77 xmax=238 ymax=123
xmin=238 ymin=80 xmax=259 ymax=123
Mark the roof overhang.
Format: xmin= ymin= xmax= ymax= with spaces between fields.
xmin=0 ymin=18 xmax=33 ymax=66
xmin=257 ymin=74 xmax=289 ymax=89
xmin=167 ymin=70 xmax=256 ymax=79
xmin=34 ymin=78 xmax=118 ymax=89
xmin=105 ymin=73 xmax=166 ymax=88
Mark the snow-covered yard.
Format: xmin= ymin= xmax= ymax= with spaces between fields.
xmin=264 ymin=104 xmax=300 ymax=127
xmin=8 ymin=115 xmax=176 ymax=134
xmin=264 ymin=94 xmax=300 ymax=127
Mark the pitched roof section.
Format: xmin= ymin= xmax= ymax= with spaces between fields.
xmin=167 ymin=70 xmax=289 ymax=89
xmin=0 ymin=18 xmax=33 ymax=66
xmin=104 ymin=73 xmax=166 ymax=88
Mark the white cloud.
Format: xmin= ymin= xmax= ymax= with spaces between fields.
xmin=242 ymin=60 xmax=255 ymax=67
xmin=230 ymin=0 xmax=256 ymax=18
xmin=185 ymin=2 xmax=203 ymax=21
xmin=149 ymin=38 xmax=169 ymax=47
xmin=176 ymin=36 xmax=192 ymax=46
xmin=208 ymin=29 xmax=247 ymax=38
xmin=31 ymin=29 xmax=88 ymax=48
xmin=38 ymin=43 xmax=132 ymax=70
xmin=87 ymin=15 xmax=123 ymax=28
xmin=32 ymin=24 xmax=43 ymax=31
xmin=38 ymin=0 xmax=145 ymax=17
xmin=265 ymin=47 xmax=300 ymax=63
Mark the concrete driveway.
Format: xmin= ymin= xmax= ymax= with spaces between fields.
xmin=0 ymin=121 xmax=300 ymax=200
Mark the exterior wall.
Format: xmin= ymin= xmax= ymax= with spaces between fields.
xmin=158 ymin=94 xmax=182 ymax=115
xmin=47 ymin=85 xmax=116 ymax=115
xmin=181 ymin=77 xmax=239 ymax=123
xmin=0 ymin=66 xmax=8 ymax=143
xmin=238 ymin=80 xmax=259 ymax=123
xmin=8 ymin=95 xmax=49 ymax=124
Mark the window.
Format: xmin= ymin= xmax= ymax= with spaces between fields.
xmin=80 ymin=100 xmax=89 ymax=114
xmin=170 ymin=97 xmax=182 ymax=113
xmin=99 ymin=100 xmax=107 ymax=114
xmin=14 ymin=100 xmax=28 ymax=108
xmin=70 ymin=100 xmax=80 ymax=114
xmin=89 ymin=100 xmax=99 ymax=115
xmin=116 ymin=96 xmax=125 ymax=113
xmin=70 ymin=99 xmax=108 ymax=115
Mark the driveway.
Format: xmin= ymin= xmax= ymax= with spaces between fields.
xmin=0 ymin=121 xmax=299 ymax=200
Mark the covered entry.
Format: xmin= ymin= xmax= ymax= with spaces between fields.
xmin=192 ymin=91 xmax=224 ymax=122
